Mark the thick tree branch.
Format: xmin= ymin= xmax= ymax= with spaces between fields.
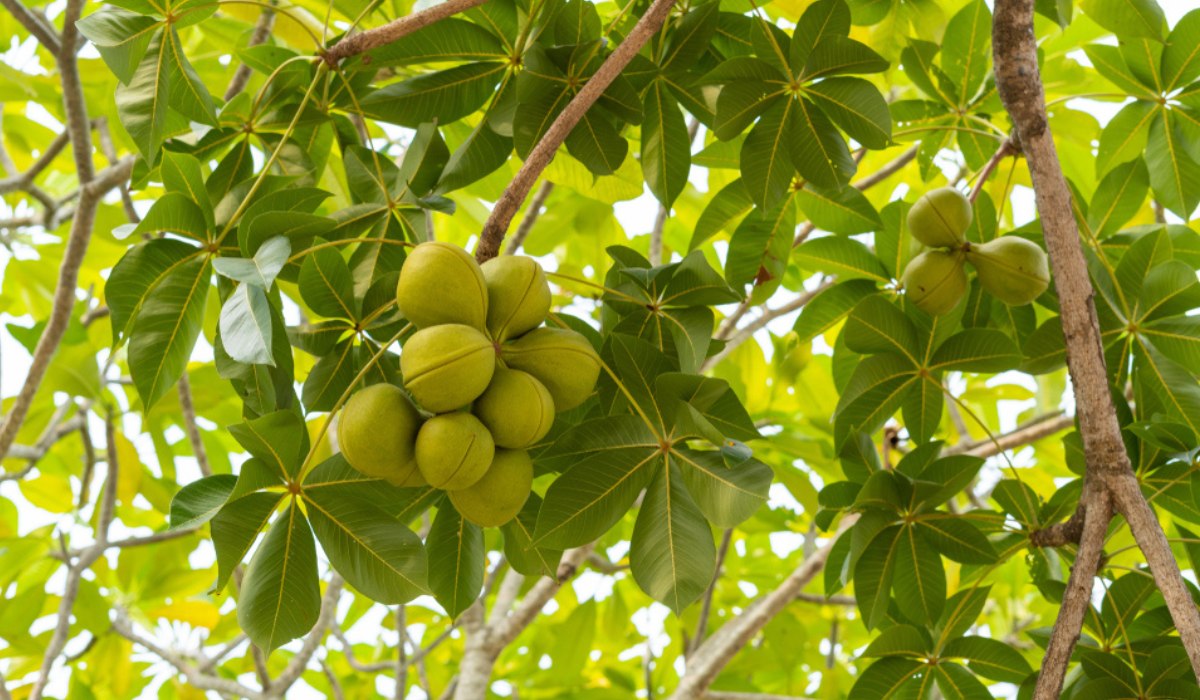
xmin=994 ymin=0 xmax=1200 ymax=678
xmin=475 ymin=0 xmax=678 ymax=262
xmin=323 ymin=0 xmax=490 ymax=64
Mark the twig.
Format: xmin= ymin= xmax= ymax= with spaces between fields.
xmin=178 ymin=373 xmax=213 ymax=477
xmin=649 ymin=116 xmax=700 ymax=267
xmin=474 ymin=0 xmax=678 ymax=262
xmin=701 ymin=279 xmax=834 ymax=371
xmin=943 ymin=412 xmax=1071 ymax=458
xmin=0 ymin=0 xmax=61 ymax=54
xmin=968 ymin=137 xmax=1018 ymax=203
xmin=226 ymin=6 xmax=277 ymax=101
xmin=690 ymin=529 xmax=733 ymax=656
xmin=320 ymin=657 xmax=346 ymax=700
xmin=505 ymin=181 xmax=554 ymax=255
xmin=395 ymin=606 xmax=407 ymax=700
xmin=323 ymin=0 xmax=490 ymax=64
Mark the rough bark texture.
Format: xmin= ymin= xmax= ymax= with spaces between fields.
xmin=993 ymin=0 xmax=1200 ymax=688
xmin=323 ymin=0 xmax=490 ymax=63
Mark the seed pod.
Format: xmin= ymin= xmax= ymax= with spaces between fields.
xmin=337 ymin=383 xmax=425 ymax=487
xmin=967 ymin=236 xmax=1050 ymax=306
xmin=448 ymin=449 xmax=533 ymax=527
xmin=415 ymin=413 xmax=495 ymax=490
xmin=902 ymin=249 xmax=968 ymax=316
xmin=501 ymin=328 xmax=601 ymax=411
xmin=473 ymin=368 xmax=555 ymax=448
xmin=401 ymin=324 xmax=496 ymax=413
xmin=482 ymin=255 xmax=551 ymax=341
xmin=396 ymin=241 xmax=488 ymax=329
xmin=908 ymin=187 xmax=972 ymax=248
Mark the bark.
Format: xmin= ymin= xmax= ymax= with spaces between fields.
xmin=323 ymin=0 xmax=490 ymax=63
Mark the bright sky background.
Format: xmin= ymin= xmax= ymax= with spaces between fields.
xmin=1 ymin=0 xmax=1197 ymax=697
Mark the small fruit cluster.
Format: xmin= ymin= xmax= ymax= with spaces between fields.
xmin=338 ymin=242 xmax=601 ymax=527
xmin=901 ymin=187 xmax=1051 ymax=316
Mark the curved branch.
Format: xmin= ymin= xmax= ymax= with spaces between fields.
xmin=474 ymin=0 xmax=679 ymax=262
xmin=324 ymin=0 xmax=490 ymax=63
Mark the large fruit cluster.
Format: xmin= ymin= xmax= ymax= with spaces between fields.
xmin=902 ymin=187 xmax=1051 ymax=315
xmin=338 ymin=242 xmax=602 ymax=527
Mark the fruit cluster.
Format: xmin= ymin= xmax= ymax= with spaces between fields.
xmin=337 ymin=242 xmax=602 ymax=527
xmin=902 ymin=187 xmax=1051 ymax=316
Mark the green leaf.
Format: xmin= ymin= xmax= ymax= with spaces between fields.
xmin=535 ymin=447 xmax=658 ymax=549
xmin=128 ymin=256 xmax=211 ymax=410
xmin=237 ymin=502 xmax=321 ymax=651
xmin=160 ymin=150 xmax=213 ymax=228
xmin=642 ymin=82 xmax=690 ymax=208
xmin=218 ymin=283 xmax=275 ymax=366
xmin=739 ymin=99 xmax=796 ymax=210
xmin=107 ymin=238 xmax=201 ymax=344
xmin=76 ymin=9 xmax=161 ymax=84
xmin=805 ymin=77 xmax=891 ymax=150
xmin=436 ymin=122 xmax=512 ymax=193
xmin=1163 ymin=9 xmax=1200 ymax=89
xmin=790 ymin=97 xmax=855 ymax=189
xmin=655 ymin=373 xmax=761 ymax=442
xmin=690 ymin=179 xmax=754 ymax=251
xmin=360 ymin=63 xmax=506 ymax=128
xmin=213 ymin=237 xmax=290 ymax=289
xmin=304 ymin=488 xmax=427 ymax=604
xmin=1137 ymin=261 xmax=1200 ymax=321
xmin=794 ymin=236 xmax=889 ymax=282
xmin=843 ymin=296 xmax=920 ymax=361
xmin=298 ymin=242 xmax=360 ymax=321
xmin=168 ymin=474 xmax=236 ymax=530
xmin=834 ymin=354 xmax=917 ymax=441
xmin=714 ymin=82 xmax=780 ymax=141
xmin=893 ymin=525 xmax=945 ymax=625
xmin=228 ymin=411 xmax=310 ymax=481
xmin=862 ymin=624 xmax=929 ymax=656
xmin=211 ymin=491 xmax=283 ymax=594
xmin=360 ymin=18 xmax=508 ymax=66
xmin=302 ymin=339 xmax=358 ymax=413
xmin=725 ymin=196 xmax=795 ymax=291
xmin=940 ymin=0 xmax=991 ymax=104
xmin=797 ymin=183 xmax=882 ymax=234
xmin=794 ymin=281 xmax=879 ymax=342
xmin=564 ymin=108 xmax=628 ymax=176
xmin=916 ymin=516 xmax=997 ymax=564
xmin=848 ymin=658 xmax=922 ymax=699
xmin=163 ymin=27 xmax=216 ymax=126
xmin=661 ymin=1 xmax=720 ymax=74
xmin=1081 ymin=0 xmax=1164 ymax=41
xmin=1096 ymin=100 xmax=1158 ymax=175
xmin=1146 ymin=111 xmax=1200 ymax=219
xmin=932 ymin=663 xmax=993 ymax=700
xmin=790 ymin=0 xmax=851 ymax=72
xmin=427 ymin=505 xmax=484 ymax=618
xmin=1088 ymin=158 xmax=1149 ymax=238
xmin=930 ymin=329 xmax=1022 ymax=372
xmin=673 ymin=449 xmax=771 ymax=527
xmin=803 ymin=37 xmax=889 ymax=80
xmin=854 ymin=524 xmax=902 ymax=629
xmin=1116 ymin=227 xmax=1173 ymax=304
xmin=902 ymin=374 xmax=943 ymax=444
xmin=502 ymin=493 xmax=563 ymax=577
xmin=131 ymin=192 xmax=209 ymax=242
xmin=630 ymin=461 xmax=715 ymax=613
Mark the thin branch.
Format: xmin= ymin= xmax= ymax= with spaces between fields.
xmin=690 ymin=529 xmax=733 ymax=656
xmin=323 ymin=0 xmax=490 ymax=63
xmin=705 ymin=693 xmax=811 ymax=700
xmin=226 ymin=6 xmax=277 ymax=101
xmin=668 ymin=516 xmax=859 ymax=699
xmin=178 ymin=373 xmax=212 ymax=477
xmin=475 ymin=0 xmax=678 ymax=262
xmin=269 ymin=575 xmax=344 ymax=696
xmin=701 ymin=279 xmax=834 ymax=371
xmin=321 ymin=658 xmax=346 ymax=700
xmin=968 ymin=137 xmax=1018 ymax=203
xmin=791 ymin=146 xmax=919 ymax=248
xmin=395 ymin=606 xmax=407 ymax=700
xmin=0 ymin=0 xmax=61 ymax=54
xmin=505 ymin=181 xmax=554 ymax=255
xmin=943 ymin=412 xmax=1072 ymax=458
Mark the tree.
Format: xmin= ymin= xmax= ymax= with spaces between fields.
xmin=2 ymin=0 xmax=1200 ymax=696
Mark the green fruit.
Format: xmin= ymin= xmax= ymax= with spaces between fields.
xmin=967 ymin=236 xmax=1050 ymax=306
xmin=501 ymin=328 xmax=600 ymax=411
xmin=447 ymin=449 xmax=533 ymax=527
xmin=902 ymin=250 xmax=968 ymax=316
xmin=482 ymin=255 xmax=551 ymax=341
xmin=908 ymin=187 xmax=972 ymax=248
xmin=396 ymin=241 xmax=488 ymax=329
xmin=337 ymin=383 xmax=426 ymax=487
xmin=415 ymin=413 xmax=495 ymax=490
xmin=401 ymin=324 xmax=496 ymax=413
xmin=473 ymin=368 xmax=555 ymax=448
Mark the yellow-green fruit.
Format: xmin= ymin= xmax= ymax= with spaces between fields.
xmin=967 ymin=237 xmax=1050 ymax=306
xmin=396 ymin=241 xmax=488 ymax=329
xmin=908 ymin=187 xmax=972 ymax=248
xmin=337 ymin=384 xmax=425 ymax=487
xmin=401 ymin=324 xmax=496 ymax=413
xmin=482 ymin=255 xmax=552 ymax=341
xmin=501 ymin=328 xmax=600 ymax=411
xmin=448 ymin=449 xmax=533 ymax=527
xmin=902 ymin=250 xmax=968 ymax=316
xmin=473 ymin=368 xmax=555 ymax=448
xmin=415 ymin=413 xmax=495 ymax=490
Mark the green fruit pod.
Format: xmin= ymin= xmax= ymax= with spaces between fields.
xmin=337 ymin=383 xmax=426 ymax=487
xmin=902 ymin=249 xmax=968 ymax=316
xmin=447 ymin=449 xmax=533 ymax=527
xmin=482 ymin=255 xmax=552 ymax=341
xmin=415 ymin=413 xmax=495 ymax=490
xmin=908 ymin=187 xmax=972 ymax=248
xmin=396 ymin=241 xmax=488 ymax=329
xmin=501 ymin=328 xmax=600 ymax=411
xmin=967 ymin=236 xmax=1050 ymax=306
xmin=473 ymin=368 xmax=555 ymax=448
xmin=401 ymin=324 xmax=496 ymax=413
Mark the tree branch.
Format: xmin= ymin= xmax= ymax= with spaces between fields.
xmin=968 ymin=136 xmax=1018 ymax=204
xmin=323 ymin=0 xmax=490 ymax=64
xmin=178 ymin=372 xmax=213 ymax=477
xmin=475 ymin=0 xmax=678 ymax=262
xmin=0 ymin=0 xmax=61 ymax=54
xmin=700 ymin=279 xmax=834 ymax=371
xmin=269 ymin=575 xmax=343 ymax=696
xmin=226 ymin=5 xmax=277 ymax=101
xmin=943 ymin=411 xmax=1073 ymax=458
xmin=505 ymin=181 xmax=554 ymax=255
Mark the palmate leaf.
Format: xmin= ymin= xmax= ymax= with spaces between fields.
xmin=804 ymin=77 xmax=892 ymax=150
xmin=168 ymin=474 xmax=236 ymax=531
xmin=228 ymin=410 xmax=309 ymax=482
xmin=672 ymin=448 xmax=771 ymax=527
xmin=130 ymin=192 xmax=209 ymax=242
xmin=1163 ymin=10 xmax=1200 ymax=90
xmin=793 ymin=236 xmax=890 ymax=282
xmin=940 ymin=0 xmax=991 ymax=105
xmin=1096 ymin=100 xmax=1158 ymax=175
xmin=894 ymin=524 xmax=945 ymax=625
xmin=740 ymin=99 xmax=796 ymax=210
xmin=360 ymin=18 xmax=508 ymax=67
xmin=502 ymin=493 xmax=563 ymax=577
xmin=535 ymin=447 xmax=659 ymax=549
xmin=790 ymin=96 xmax=855 ymax=189
xmin=298 ymin=242 xmax=359 ymax=321
xmin=690 ymin=179 xmax=754 ymax=251
xmin=360 ymin=62 xmax=507 ymax=128
xmin=211 ymin=491 xmax=283 ymax=594
xmin=642 ymin=81 xmax=691 ymax=208
xmin=128 ymin=256 xmax=211 ymax=410
xmin=797 ymin=183 xmax=882 ymax=234
xmin=1146 ymin=111 xmax=1200 ymax=219
xmin=902 ymin=373 xmax=943 ymax=444
xmin=427 ymin=504 xmax=484 ymax=618
xmin=794 ymin=281 xmax=881 ymax=342
xmin=1088 ymin=158 xmax=1149 ymax=238
xmin=848 ymin=658 xmax=923 ymax=700
xmin=725 ymin=195 xmax=795 ymax=295
xmin=237 ymin=502 xmax=321 ymax=651
xmin=76 ymin=9 xmax=161 ymax=84
xmin=1081 ymin=0 xmax=1165 ymax=41
xmin=630 ymin=460 xmax=716 ymax=614
xmin=107 ymin=238 xmax=202 ymax=344
xmin=789 ymin=0 xmax=852 ymax=72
